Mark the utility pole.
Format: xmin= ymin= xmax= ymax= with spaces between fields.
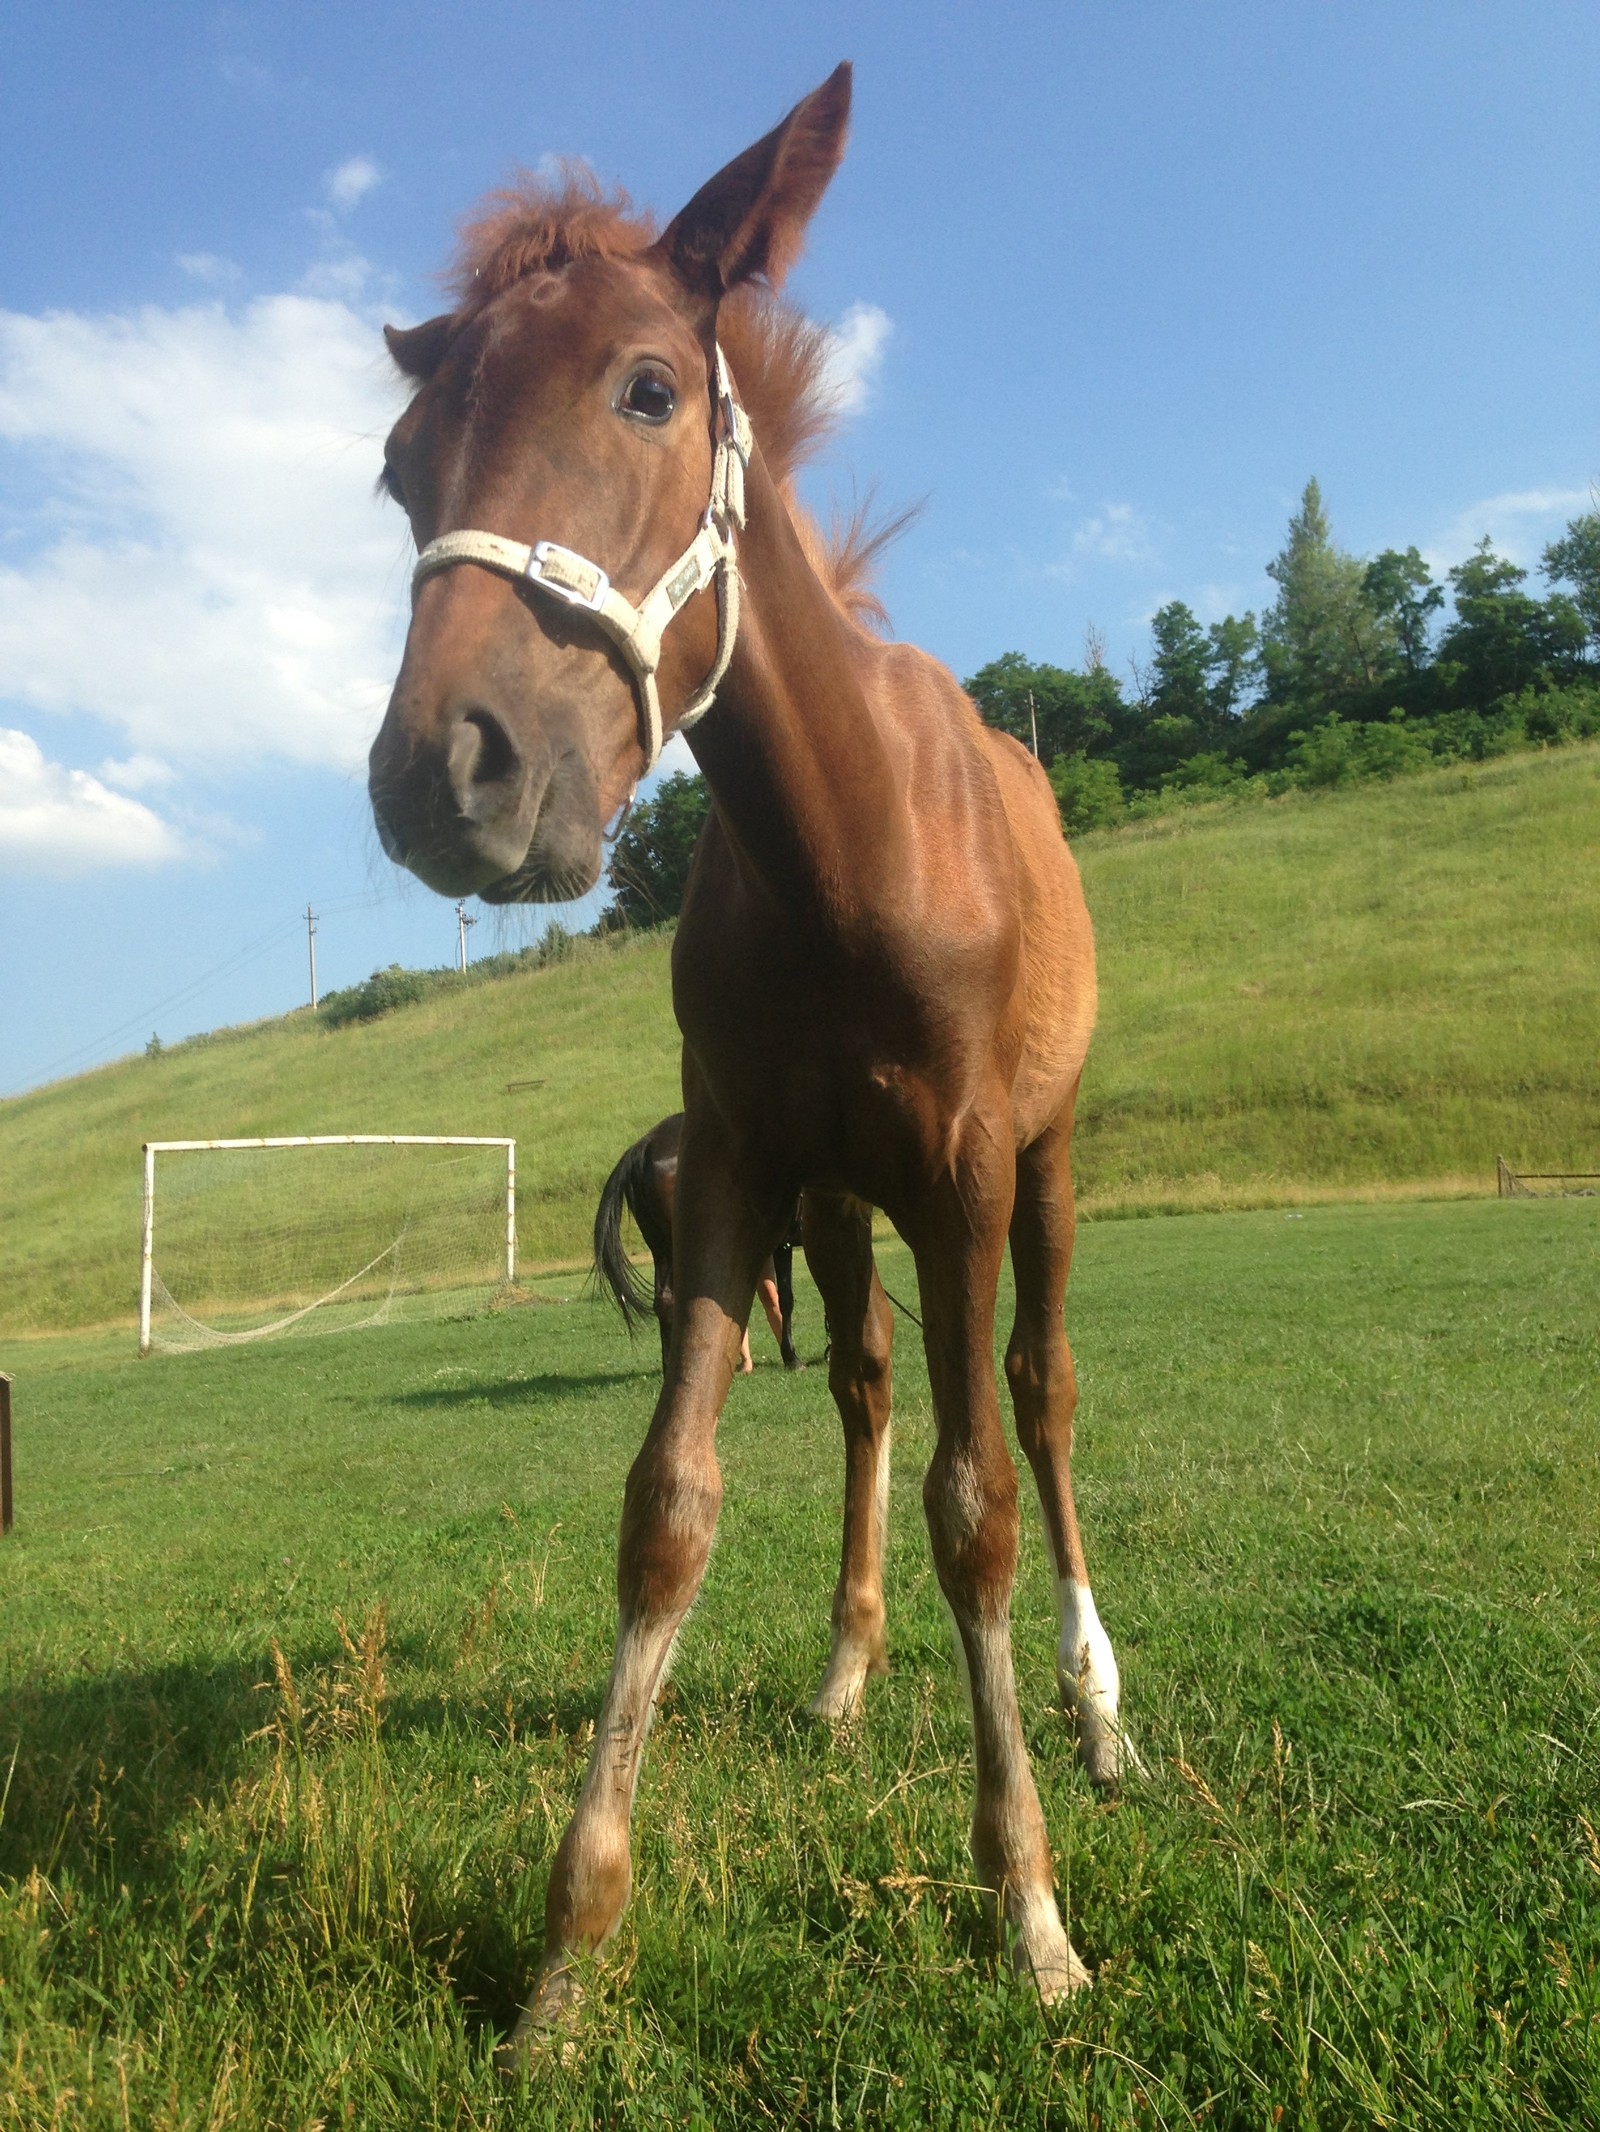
xmin=455 ymin=900 xmax=477 ymax=972
xmin=305 ymin=905 xmax=318 ymax=1009
xmin=1027 ymin=690 xmax=1039 ymax=759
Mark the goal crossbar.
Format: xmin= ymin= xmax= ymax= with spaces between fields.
xmin=139 ymin=1135 xmax=516 ymax=1354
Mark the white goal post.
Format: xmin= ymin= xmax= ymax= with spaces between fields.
xmin=138 ymin=1135 xmax=516 ymax=1355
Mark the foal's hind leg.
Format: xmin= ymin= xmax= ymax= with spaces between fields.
xmin=802 ymin=1192 xmax=894 ymax=1720
xmin=1006 ymin=1107 xmax=1127 ymax=1788
xmin=908 ymin=1114 xmax=1089 ymax=2000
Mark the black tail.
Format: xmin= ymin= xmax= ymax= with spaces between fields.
xmin=593 ymin=1134 xmax=658 ymax=1333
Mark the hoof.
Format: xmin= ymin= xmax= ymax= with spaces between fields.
xmin=495 ymin=1960 xmax=582 ymax=2075
xmin=1076 ymin=1725 xmax=1124 ymax=1792
xmin=1071 ymin=1709 xmax=1147 ymax=1791
xmin=808 ymin=1641 xmax=886 ymax=1723
xmin=807 ymin=1676 xmax=864 ymax=1723
xmin=1003 ymin=1888 xmax=1093 ymax=2002
xmin=1033 ymin=1938 xmax=1094 ymax=2003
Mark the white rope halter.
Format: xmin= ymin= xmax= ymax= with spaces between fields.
xmin=410 ymin=347 xmax=752 ymax=777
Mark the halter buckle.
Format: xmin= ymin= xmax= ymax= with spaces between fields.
xmin=530 ymin=542 xmax=611 ymax=612
xmin=723 ymin=394 xmax=751 ymax=467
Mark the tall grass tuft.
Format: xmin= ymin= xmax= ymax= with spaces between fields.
xmin=243 ymin=1609 xmax=406 ymax=1959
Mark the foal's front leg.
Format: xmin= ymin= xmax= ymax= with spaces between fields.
xmin=1007 ymin=1114 xmax=1128 ymax=1787
xmin=504 ymin=1139 xmax=778 ymax=2056
xmin=908 ymin=1134 xmax=1091 ymax=2002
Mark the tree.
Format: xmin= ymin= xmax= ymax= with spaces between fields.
xmin=1205 ymin=612 xmax=1260 ymax=720
xmin=605 ymin=771 xmax=711 ymax=928
xmin=1145 ymin=602 xmax=1259 ymax=730
xmin=1146 ymin=603 xmax=1211 ymax=727
xmin=1438 ymin=540 xmax=1587 ymax=702
xmin=1362 ymin=547 xmax=1443 ymax=675
xmin=1047 ymin=752 xmax=1125 ymax=833
xmin=1260 ymin=479 xmax=1394 ymax=708
xmin=1113 ymin=602 xmax=1259 ymax=789
xmin=963 ymin=652 xmax=1123 ymax=765
xmin=1542 ymin=509 xmax=1600 ymax=653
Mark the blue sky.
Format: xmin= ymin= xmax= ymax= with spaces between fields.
xmin=3 ymin=2 xmax=1596 ymax=1095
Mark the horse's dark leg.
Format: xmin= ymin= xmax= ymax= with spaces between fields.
xmin=648 ymin=1138 xmax=678 ymax=1379
xmin=507 ymin=1112 xmax=787 ymax=2053
xmin=773 ymin=1235 xmax=801 ymax=1369
xmin=652 ymin=1253 xmax=673 ymax=1375
xmin=1006 ymin=1102 xmax=1127 ymax=1787
xmin=903 ymin=1097 xmax=1089 ymax=2000
xmin=802 ymin=1192 xmax=894 ymax=1720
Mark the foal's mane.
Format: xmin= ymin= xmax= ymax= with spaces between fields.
xmin=446 ymin=168 xmax=903 ymax=628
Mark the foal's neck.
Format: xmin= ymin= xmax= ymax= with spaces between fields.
xmin=685 ymin=452 xmax=903 ymax=921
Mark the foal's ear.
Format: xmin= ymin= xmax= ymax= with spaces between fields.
xmin=658 ymin=62 xmax=851 ymax=302
xmin=384 ymin=314 xmax=455 ymax=381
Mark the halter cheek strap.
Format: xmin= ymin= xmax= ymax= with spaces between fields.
xmin=409 ymin=347 xmax=752 ymax=776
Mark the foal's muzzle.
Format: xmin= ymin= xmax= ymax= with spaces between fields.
xmin=369 ymin=699 xmax=602 ymax=902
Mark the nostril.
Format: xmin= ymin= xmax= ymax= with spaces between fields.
xmin=462 ymin=708 xmax=519 ymax=789
xmin=446 ymin=706 xmax=523 ymax=821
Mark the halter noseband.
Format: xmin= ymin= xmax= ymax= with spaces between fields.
xmin=409 ymin=347 xmax=752 ymax=777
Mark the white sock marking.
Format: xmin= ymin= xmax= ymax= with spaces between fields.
xmin=1057 ymin=1579 xmax=1120 ymax=1730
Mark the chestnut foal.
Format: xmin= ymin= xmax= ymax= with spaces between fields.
xmin=367 ymin=63 xmax=1125 ymax=2048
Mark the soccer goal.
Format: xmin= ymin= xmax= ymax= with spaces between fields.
xmin=138 ymin=1136 xmax=516 ymax=1355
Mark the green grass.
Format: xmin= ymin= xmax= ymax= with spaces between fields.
xmin=4 ymin=742 xmax=1599 ymax=1335
xmin=3 ymin=1198 xmax=1597 ymax=2127
xmin=1077 ymin=742 xmax=1600 ymax=1215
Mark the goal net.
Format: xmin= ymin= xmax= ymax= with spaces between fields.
xmin=139 ymin=1136 xmax=516 ymax=1355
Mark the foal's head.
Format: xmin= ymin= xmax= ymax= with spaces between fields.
xmin=369 ymin=65 xmax=851 ymax=903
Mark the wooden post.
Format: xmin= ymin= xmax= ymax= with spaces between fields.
xmin=1 ymin=1374 xmax=13 ymax=1536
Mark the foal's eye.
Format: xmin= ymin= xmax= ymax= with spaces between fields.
xmin=619 ymin=369 xmax=675 ymax=424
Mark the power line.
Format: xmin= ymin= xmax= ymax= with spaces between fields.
xmin=20 ymin=887 xmax=395 ymax=1090
xmin=26 ymin=915 xmax=304 ymax=1085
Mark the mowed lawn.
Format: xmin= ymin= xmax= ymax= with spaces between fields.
xmin=2 ymin=1199 xmax=1597 ymax=2128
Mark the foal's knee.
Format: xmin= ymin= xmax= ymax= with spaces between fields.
xmin=617 ymin=1446 xmax=722 ymax=1616
xmin=923 ymin=1441 xmax=1019 ymax=1606
xmin=1004 ymin=1324 xmax=1076 ymax=1464
xmin=828 ymin=1286 xmax=892 ymax=1408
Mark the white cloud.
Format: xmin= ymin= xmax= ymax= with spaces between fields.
xmin=1188 ymin=581 xmax=1248 ymax=624
xmin=326 ymin=157 xmax=381 ymax=212
xmin=1426 ymin=485 xmax=1591 ymax=576
xmin=0 ymin=292 xmax=410 ymax=771
xmin=1045 ymin=501 xmax=1158 ymax=580
xmin=1072 ymin=502 xmax=1155 ymax=564
xmin=0 ymin=727 xmax=184 ymax=873
xmin=177 ymin=252 xmax=241 ymax=286
xmin=99 ymin=753 xmax=177 ymax=792
xmin=822 ymin=302 xmax=892 ymax=416
xmin=298 ymin=249 xmax=381 ymax=303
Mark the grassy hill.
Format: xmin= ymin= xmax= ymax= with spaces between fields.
xmin=1077 ymin=740 xmax=1600 ymax=1211
xmin=3 ymin=743 xmax=1597 ymax=1335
